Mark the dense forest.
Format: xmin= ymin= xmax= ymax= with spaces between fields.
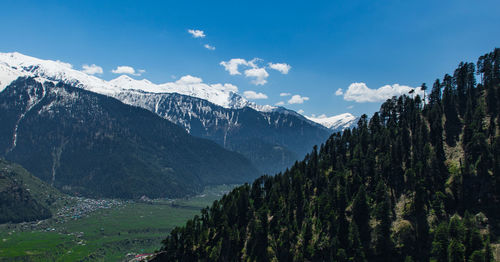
xmin=154 ymin=49 xmax=500 ymax=261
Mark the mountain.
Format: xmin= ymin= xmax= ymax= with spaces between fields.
xmin=0 ymin=52 xmax=268 ymax=111
xmin=0 ymin=52 xmax=339 ymax=174
xmin=153 ymin=49 xmax=500 ymax=261
xmin=114 ymin=90 xmax=331 ymax=174
xmin=306 ymin=112 xmax=358 ymax=131
xmin=0 ymin=158 xmax=64 ymax=223
xmin=0 ymin=77 xmax=258 ymax=198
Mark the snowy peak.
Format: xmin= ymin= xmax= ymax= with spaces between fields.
xmin=306 ymin=113 xmax=357 ymax=131
xmin=0 ymin=52 xmax=118 ymax=95
xmin=109 ymin=74 xmax=240 ymax=108
xmin=0 ymin=52 xmax=275 ymax=111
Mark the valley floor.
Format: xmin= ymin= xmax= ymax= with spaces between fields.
xmin=0 ymin=185 xmax=237 ymax=261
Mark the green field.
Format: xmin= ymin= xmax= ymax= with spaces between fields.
xmin=0 ymin=185 xmax=237 ymax=261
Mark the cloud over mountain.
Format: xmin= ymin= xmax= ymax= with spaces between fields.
xmin=243 ymin=90 xmax=268 ymax=99
xmin=81 ymin=64 xmax=103 ymax=75
xmin=220 ymin=58 xmax=290 ymax=85
xmin=111 ymin=66 xmax=145 ymax=76
xmin=343 ymin=82 xmax=423 ymax=103
xmin=288 ymin=94 xmax=309 ymax=104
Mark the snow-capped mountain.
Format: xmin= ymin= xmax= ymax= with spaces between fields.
xmin=0 ymin=51 xmax=353 ymax=174
xmin=113 ymin=90 xmax=331 ymax=174
xmin=306 ymin=113 xmax=357 ymax=131
xmin=0 ymin=77 xmax=258 ymax=198
xmin=0 ymin=52 xmax=117 ymax=95
xmin=0 ymin=52 xmax=272 ymax=111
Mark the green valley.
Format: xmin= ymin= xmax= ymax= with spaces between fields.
xmin=0 ymin=185 xmax=236 ymax=261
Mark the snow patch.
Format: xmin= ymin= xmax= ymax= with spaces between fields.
xmin=306 ymin=113 xmax=357 ymax=131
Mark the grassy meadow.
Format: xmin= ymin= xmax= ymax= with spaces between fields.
xmin=0 ymin=184 xmax=237 ymax=261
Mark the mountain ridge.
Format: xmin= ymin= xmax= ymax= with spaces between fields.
xmin=306 ymin=112 xmax=358 ymax=131
xmin=0 ymin=51 xmax=355 ymax=129
xmin=0 ymin=52 xmax=354 ymax=174
xmin=0 ymin=77 xmax=259 ymax=198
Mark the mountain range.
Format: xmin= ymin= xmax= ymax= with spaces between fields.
xmin=0 ymin=77 xmax=258 ymax=198
xmin=0 ymin=52 xmax=356 ymax=175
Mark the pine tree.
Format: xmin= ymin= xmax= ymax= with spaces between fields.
xmin=469 ymin=250 xmax=485 ymax=262
xmin=432 ymin=222 xmax=449 ymax=262
xmin=414 ymin=180 xmax=430 ymax=260
xmin=484 ymin=236 xmax=493 ymax=262
xmin=374 ymin=180 xmax=394 ymax=261
xmin=448 ymin=239 xmax=465 ymax=262
xmin=351 ymin=184 xmax=371 ymax=253
xmin=348 ymin=223 xmax=366 ymax=262
xmin=442 ymin=74 xmax=461 ymax=146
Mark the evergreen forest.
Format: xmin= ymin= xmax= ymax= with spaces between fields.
xmin=154 ymin=49 xmax=500 ymax=262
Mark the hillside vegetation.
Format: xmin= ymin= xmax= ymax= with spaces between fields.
xmin=154 ymin=49 xmax=500 ymax=261
xmin=0 ymin=158 xmax=66 ymax=223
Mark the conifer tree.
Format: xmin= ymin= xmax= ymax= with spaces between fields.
xmin=432 ymin=222 xmax=449 ymax=262
xmin=373 ymin=180 xmax=394 ymax=261
xmin=348 ymin=223 xmax=366 ymax=262
xmin=448 ymin=240 xmax=465 ymax=262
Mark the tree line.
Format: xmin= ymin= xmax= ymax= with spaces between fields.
xmin=153 ymin=48 xmax=500 ymax=262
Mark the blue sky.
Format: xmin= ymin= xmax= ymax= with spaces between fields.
xmin=1 ymin=0 xmax=499 ymax=117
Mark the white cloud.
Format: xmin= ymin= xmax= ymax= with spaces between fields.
xmin=56 ymin=60 xmax=73 ymax=69
xmin=162 ymin=75 xmax=238 ymax=94
xmin=247 ymin=58 xmax=261 ymax=68
xmin=204 ymin=44 xmax=216 ymax=50
xmin=243 ymin=90 xmax=268 ymax=100
xmin=275 ymin=101 xmax=285 ymax=106
xmin=268 ymin=63 xmax=291 ymax=74
xmin=288 ymin=94 xmax=309 ymax=104
xmin=220 ymin=58 xmax=249 ymax=75
xmin=280 ymin=92 xmax=291 ymax=97
xmin=220 ymin=58 xmax=289 ymax=85
xmin=343 ymin=82 xmax=423 ymax=103
xmin=176 ymin=75 xmax=203 ymax=85
xmin=244 ymin=67 xmax=269 ymax=85
xmin=211 ymin=83 xmax=238 ymax=93
xmin=81 ymin=64 xmax=103 ymax=75
xmin=175 ymin=75 xmax=238 ymax=93
xmin=308 ymin=113 xmax=328 ymax=119
xmin=111 ymin=66 xmax=145 ymax=76
xmin=297 ymin=109 xmax=305 ymax=114
xmin=335 ymin=88 xmax=343 ymax=96
xmin=188 ymin=29 xmax=205 ymax=38
xmin=347 ymin=105 xmax=354 ymax=109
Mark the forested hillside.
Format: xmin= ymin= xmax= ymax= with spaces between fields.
xmin=154 ymin=49 xmax=500 ymax=261
xmin=0 ymin=159 xmax=64 ymax=223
